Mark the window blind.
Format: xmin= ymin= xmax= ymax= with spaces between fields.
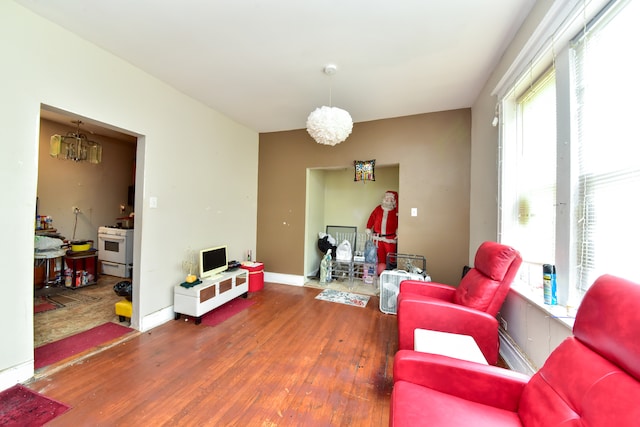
xmin=572 ymin=0 xmax=640 ymax=291
xmin=509 ymin=69 xmax=557 ymax=271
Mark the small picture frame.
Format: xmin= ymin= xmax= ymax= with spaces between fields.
xmin=354 ymin=159 xmax=375 ymax=182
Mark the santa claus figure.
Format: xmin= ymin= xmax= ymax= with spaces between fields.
xmin=366 ymin=191 xmax=398 ymax=274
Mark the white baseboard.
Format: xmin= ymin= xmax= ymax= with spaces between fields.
xmin=140 ymin=306 xmax=174 ymax=332
xmin=499 ymin=328 xmax=537 ymax=376
xmin=0 ymin=360 xmax=33 ymax=392
xmin=264 ymin=272 xmax=304 ymax=287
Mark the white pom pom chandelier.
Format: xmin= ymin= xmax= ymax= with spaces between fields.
xmin=306 ymin=64 xmax=353 ymax=146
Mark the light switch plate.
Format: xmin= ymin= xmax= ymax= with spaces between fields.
xmin=149 ymin=196 xmax=158 ymax=208
xmin=411 ymin=207 xmax=418 ymax=217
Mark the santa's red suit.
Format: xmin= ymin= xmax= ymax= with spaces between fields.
xmin=366 ymin=191 xmax=398 ymax=274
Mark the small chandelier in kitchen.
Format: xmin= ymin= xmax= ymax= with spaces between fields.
xmin=306 ymin=64 xmax=353 ymax=146
xmin=50 ymin=120 xmax=102 ymax=164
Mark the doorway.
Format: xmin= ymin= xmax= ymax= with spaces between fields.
xmin=303 ymin=164 xmax=399 ymax=279
xmin=34 ymin=106 xmax=139 ymax=351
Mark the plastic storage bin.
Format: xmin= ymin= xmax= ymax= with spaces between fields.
xmin=240 ymin=262 xmax=264 ymax=292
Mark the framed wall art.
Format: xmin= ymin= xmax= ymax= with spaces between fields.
xmin=354 ymin=159 xmax=375 ymax=182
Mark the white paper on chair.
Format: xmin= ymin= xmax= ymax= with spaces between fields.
xmin=413 ymin=329 xmax=488 ymax=364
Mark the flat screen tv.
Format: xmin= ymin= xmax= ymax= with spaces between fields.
xmin=199 ymin=245 xmax=228 ymax=279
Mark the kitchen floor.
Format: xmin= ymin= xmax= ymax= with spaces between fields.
xmin=34 ymin=275 xmax=129 ymax=348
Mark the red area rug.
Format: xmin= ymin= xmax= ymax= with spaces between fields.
xmin=34 ymin=322 xmax=133 ymax=369
xmin=0 ymin=384 xmax=70 ymax=426
xmin=33 ymin=297 xmax=58 ymax=314
xmin=200 ymin=297 xmax=256 ymax=327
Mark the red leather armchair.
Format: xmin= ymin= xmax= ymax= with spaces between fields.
xmin=391 ymin=275 xmax=640 ymax=426
xmin=397 ymin=241 xmax=522 ymax=365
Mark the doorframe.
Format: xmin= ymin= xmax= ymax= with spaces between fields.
xmin=35 ymin=105 xmax=144 ymax=333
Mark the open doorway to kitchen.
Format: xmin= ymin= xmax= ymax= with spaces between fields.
xmin=303 ymin=164 xmax=399 ymax=294
xmin=34 ymin=105 xmax=140 ymax=357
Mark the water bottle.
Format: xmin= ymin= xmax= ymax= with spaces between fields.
xmin=543 ymin=264 xmax=557 ymax=305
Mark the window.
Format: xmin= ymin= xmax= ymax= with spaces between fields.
xmin=501 ymin=69 xmax=557 ymax=288
xmin=572 ymin=0 xmax=640 ymax=292
xmin=499 ymin=0 xmax=639 ymax=305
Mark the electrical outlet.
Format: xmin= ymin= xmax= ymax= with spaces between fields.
xmin=499 ymin=317 xmax=508 ymax=331
xmin=72 ymin=206 xmax=80 ymax=214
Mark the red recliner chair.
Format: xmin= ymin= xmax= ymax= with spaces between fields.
xmin=391 ymin=274 xmax=640 ymax=426
xmin=397 ymin=241 xmax=522 ymax=365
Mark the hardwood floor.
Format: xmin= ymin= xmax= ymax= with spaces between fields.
xmin=27 ymin=283 xmax=397 ymax=426
xmin=34 ymin=275 xmax=125 ymax=347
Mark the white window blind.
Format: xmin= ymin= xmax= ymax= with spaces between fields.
xmin=502 ymin=69 xmax=557 ymax=286
xmin=518 ymin=70 xmax=557 ymax=264
xmin=573 ymin=0 xmax=640 ymax=291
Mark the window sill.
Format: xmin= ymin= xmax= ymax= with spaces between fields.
xmin=509 ymin=282 xmax=576 ymax=330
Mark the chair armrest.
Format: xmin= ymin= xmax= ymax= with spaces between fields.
xmin=400 ymin=280 xmax=456 ymax=301
xmin=393 ymin=349 xmax=529 ymax=412
xmin=397 ymin=296 xmax=500 ymax=364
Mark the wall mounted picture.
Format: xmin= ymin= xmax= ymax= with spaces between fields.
xmin=354 ymin=159 xmax=375 ymax=182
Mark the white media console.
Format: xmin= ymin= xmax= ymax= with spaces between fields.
xmin=173 ymin=268 xmax=248 ymax=325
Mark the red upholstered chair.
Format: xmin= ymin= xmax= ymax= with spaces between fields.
xmin=391 ymin=275 xmax=640 ymax=426
xmin=397 ymin=241 xmax=522 ymax=365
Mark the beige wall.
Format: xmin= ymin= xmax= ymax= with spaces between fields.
xmin=37 ymin=119 xmax=136 ymax=244
xmin=258 ymin=109 xmax=471 ymax=286
xmin=2 ymin=1 xmax=258 ymax=388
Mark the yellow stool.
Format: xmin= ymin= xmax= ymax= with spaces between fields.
xmin=115 ymin=299 xmax=132 ymax=322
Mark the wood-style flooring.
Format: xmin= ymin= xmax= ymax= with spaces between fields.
xmin=27 ymin=283 xmax=396 ymax=426
xmin=34 ymin=275 xmax=125 ymax=347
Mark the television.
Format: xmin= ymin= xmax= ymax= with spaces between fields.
xmin=199 ymin=245 xmax=228 ymax=279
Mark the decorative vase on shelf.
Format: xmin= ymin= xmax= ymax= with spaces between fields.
xmin=182 ymin=249 xmax=198 ymax=283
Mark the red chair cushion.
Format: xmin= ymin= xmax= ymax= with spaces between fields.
xmin=572 ymin=274 xmax=640 ymax=381
xmin=474 ymin=241 xmax=518 ymax=281
xmin=453 ymin=269 xmax=500 ymax=312
xmin=391 ymin=381 xmax=522 ymax=427
xmin=452 ymin=242 xmax=519 ymax=313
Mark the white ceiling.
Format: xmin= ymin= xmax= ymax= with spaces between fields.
xmin=17 ymin=0 xmax=536 ymax=134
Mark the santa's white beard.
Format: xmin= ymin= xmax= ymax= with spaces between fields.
xmin=381 ymin=201 xmax=395 ymax=211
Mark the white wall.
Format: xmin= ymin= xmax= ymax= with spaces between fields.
xmin=500 ymin=292 xmax=571 ymax=369
xmin=0 ymin=1 xmax=258 ymax=390
xmin=470 ymin=0 xmax=572 ymax=368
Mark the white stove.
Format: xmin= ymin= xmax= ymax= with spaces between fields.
xmin=97 ymin=226 xmax=134 ymax=277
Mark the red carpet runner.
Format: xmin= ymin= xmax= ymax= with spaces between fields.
xmin=34 ymin=322 xmax=133 ymax=369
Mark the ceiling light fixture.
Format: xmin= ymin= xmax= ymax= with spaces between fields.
xmin=50 ymin=120 xmax=102 ymax=164
xmin=306 ymin=64 xmax=353 ymax=146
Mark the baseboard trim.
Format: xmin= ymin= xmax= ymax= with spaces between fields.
xmin=264 ymin=272 xmax=304 ymax=287
xmin=140 ymin=306 xmax=174 ymax=332
xmin=499 ymin=328 xmax=537 ymax=376
xmin=0 ymin=360 xmax=33 ymax=392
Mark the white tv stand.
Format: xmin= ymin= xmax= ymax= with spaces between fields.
xmin=173 ymin=268 xmax=248 ymax=325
